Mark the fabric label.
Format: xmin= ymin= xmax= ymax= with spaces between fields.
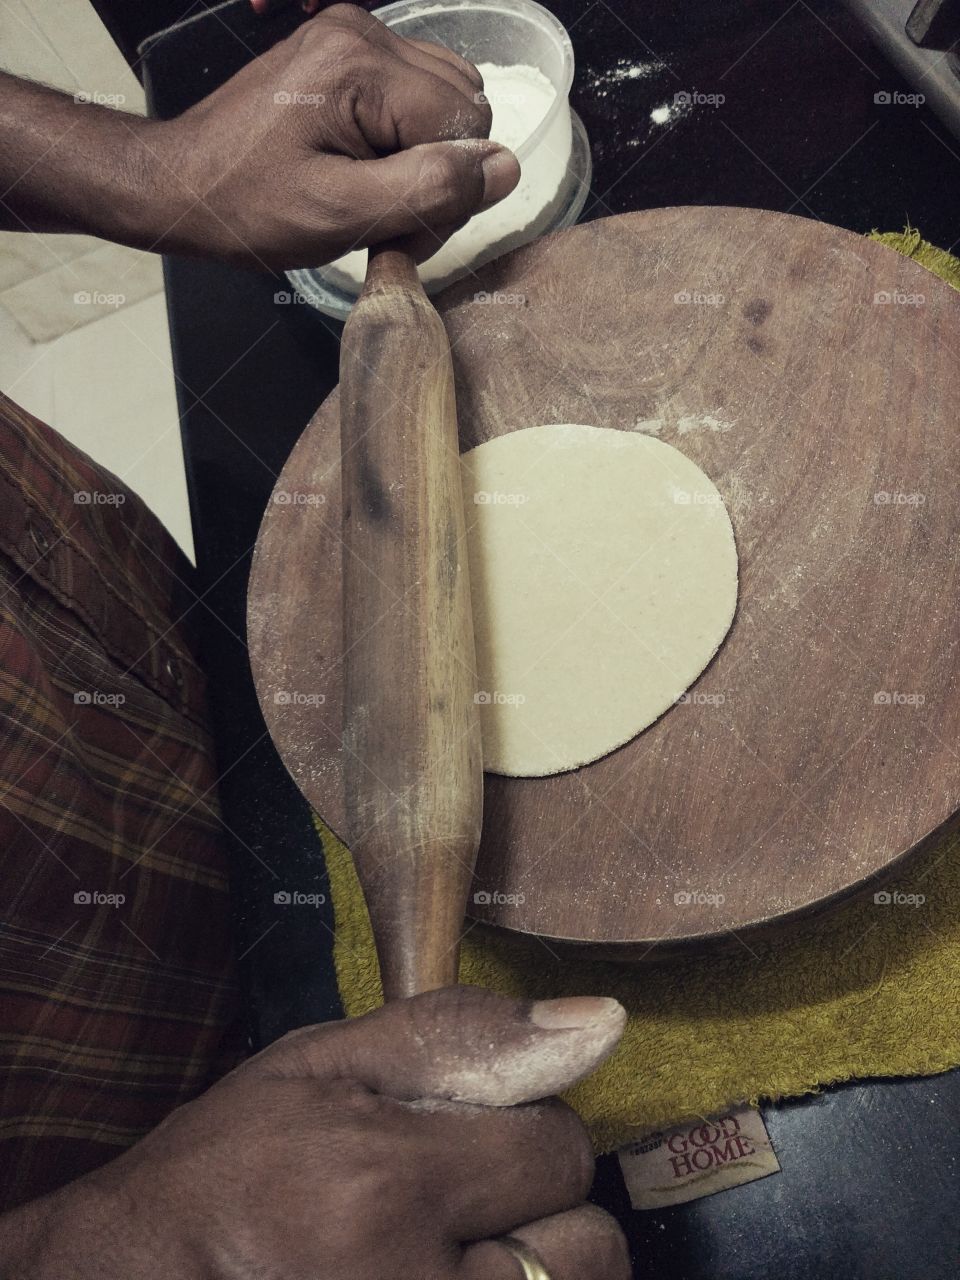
xmin=617 ymin=1105 xmax=780 ymax=1209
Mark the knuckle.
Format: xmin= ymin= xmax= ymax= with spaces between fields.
xmin=273 ymin=1021 xmax=329 ymax=1056
xmin=320 ymin=2 xmax=368 ymax=28
xmin=331 ymin=1077 xmax=383 ymax=1118
xmin=273 ymin=1024 xmax=319 ymax=1049
xmin=327 ymin=1109 xmax=428 ymax=1222
xmin=240 ymin=1023 xmax=326 ymax=1077
xmin=314 ymin=24 xmax=362 ymax=65
xmin=545 ymin=1100 xmax=595 ymax=1197
xmin=304 ymin=15 xmax=370 ymax=70
xmin=583 ymin=1206 xmax=632 ymax=1278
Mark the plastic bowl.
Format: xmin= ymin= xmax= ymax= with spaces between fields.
xmin=287 ymin=0 xmax=591 ymax=319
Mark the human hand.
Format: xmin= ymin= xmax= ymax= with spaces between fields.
xmin=150 ymin=3 xmax=520 ymax=269
xmin=2 ymin=5 xmax=515 ymax=266
xmin=1 ymin=988 xmax=629 ymax=1280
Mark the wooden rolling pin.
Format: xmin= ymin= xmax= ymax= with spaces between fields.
xmin=339 ymin=245 xmax=483 ymax=1001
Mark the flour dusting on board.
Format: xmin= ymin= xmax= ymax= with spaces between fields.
xmin=629 ymin=410 xmax=736 ymax=436
xmin=677 ymin=411 xmax=737 ymax=434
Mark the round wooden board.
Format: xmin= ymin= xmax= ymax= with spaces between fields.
xmin=248 ymin=206 xmax=960 ymax=952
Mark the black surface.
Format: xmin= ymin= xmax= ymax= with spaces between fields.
xmin=142 ymin=1 xmax=960 ymax=1274
xmin=148 ymin=3 xmax=348 ymax=1040
xmin=90 ymin=0 xmax=233 ymax=74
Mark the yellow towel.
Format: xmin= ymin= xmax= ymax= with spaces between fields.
xmin=318 ymin=230 xmax=960 ymax=1155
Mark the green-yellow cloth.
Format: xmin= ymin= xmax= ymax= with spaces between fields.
xmin=317 ymin=230 xmax=960 ymax=1155
xmin=869 ymin=225 xmax=960 ymax=289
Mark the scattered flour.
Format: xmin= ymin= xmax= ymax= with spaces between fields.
xmin=631 ymin=412 xmax=735 ymax=436
xmin=584 ymin=58 xmax=665 ymax=96
xmin=676 ymin=412 xmax=737 ymax=434
xmin=648 ymin=98 xmax=695 ymax=129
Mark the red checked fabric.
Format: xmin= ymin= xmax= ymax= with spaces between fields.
xmin=0 ymin=392 xmax=243 ymax=1211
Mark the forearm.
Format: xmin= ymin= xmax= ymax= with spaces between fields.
xmin=0 ymin=71 xmax=182 ymax=250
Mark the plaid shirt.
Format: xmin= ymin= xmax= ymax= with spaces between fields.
xmin=0 ymin=392 xmax=243 ymax=1211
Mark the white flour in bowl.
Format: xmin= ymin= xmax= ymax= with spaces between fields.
xmin=322 ymin=61 xmax=573 ymax=293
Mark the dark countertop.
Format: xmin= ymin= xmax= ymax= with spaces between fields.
xmin=142 ymin=2 xmax=960 ymax=1275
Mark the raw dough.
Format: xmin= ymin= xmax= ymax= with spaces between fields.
xmin=461 ymin=424 xmax=738 ymax=776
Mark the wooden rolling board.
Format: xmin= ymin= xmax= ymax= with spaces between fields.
xmin=248 ymin=206 xmax=960 ymax=952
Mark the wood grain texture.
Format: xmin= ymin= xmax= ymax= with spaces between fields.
xmin=248 ymin=207 xmax=960 ymax=952
xmin=337 ymin=247 xmax=482 ymax=998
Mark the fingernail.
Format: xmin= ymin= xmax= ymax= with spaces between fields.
xmin=480 ymin=146 xmax=520 ymax=208
xmin=530 ymin=996 xmax=625 ymax=1030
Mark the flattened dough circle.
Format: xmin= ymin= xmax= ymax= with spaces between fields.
xmin=461 ymin=424 xmax=739 ymax=776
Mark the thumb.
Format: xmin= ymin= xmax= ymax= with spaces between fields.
xmin=330 ymin=139 xmax=521 ymax=255
xmin=246 ymin=987 xmax=626 ymax=1106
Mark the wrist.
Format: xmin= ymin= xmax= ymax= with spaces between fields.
xmin=101 ymin=114 xmax=196 ymax=254
xmin=112 ymin=112 xmax=247 ymax=264
xmin=57 ymin=108 xmax=208 ymax=257
xmin=0 ymin=1173 xmax=196 ymax=1280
